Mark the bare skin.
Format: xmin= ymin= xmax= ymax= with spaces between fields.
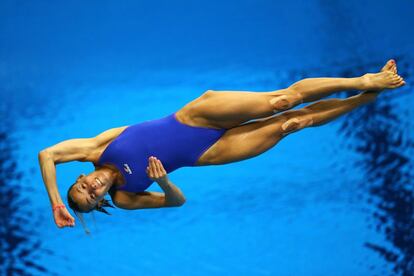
xmin=190 ymin=59 xmax=404 ymax=165
xmin=84 ymin=59 xmax=403 ymax=181
xmin=39 ymin=59 xmax=405 ymax=229
xmin=177 ymin=61 xmax=404 ymax=130
xmin=68 ymin=164 xmax=124 ymax=211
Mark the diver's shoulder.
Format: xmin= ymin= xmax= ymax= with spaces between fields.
xmin=88 ymin=125 xmax=129 ymax=163
xmin=94 ymin=125 xmax=129 ymax=145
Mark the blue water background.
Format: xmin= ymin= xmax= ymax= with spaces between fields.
xmin=1 ymin=0 xmax=413 ymax=275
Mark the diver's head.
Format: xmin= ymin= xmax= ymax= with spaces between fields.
xmin=67 ymin=166 xmax=118 ymax=213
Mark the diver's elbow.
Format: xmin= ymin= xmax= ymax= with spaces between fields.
xmin=167 ymin=197 xmax=186 ymax=207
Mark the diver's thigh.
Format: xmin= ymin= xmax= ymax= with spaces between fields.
xmin=180 ymin=89 xmax=302 ymax=129
xmin=196 ymin=117 xmax=285 ymax=165
xmin=196 ymin=109 xmax=314 ymax=165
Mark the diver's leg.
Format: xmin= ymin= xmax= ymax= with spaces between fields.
xmin=195 ymin=91 xmax=379 ymax=165
xmin=182 ymin=60 xmax=403 ymax=129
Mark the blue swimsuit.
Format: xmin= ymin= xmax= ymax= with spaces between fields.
xmin=96 ymin=112 xmax=227 ymax=192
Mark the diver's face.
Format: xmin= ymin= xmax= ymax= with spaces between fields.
xmin=70 ymin=171 xmax=112 ymax=211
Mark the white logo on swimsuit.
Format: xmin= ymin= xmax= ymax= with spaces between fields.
xmin=123 ymin=163 xmax=133 ymax=174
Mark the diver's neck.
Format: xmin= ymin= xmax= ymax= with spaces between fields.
xmin=96 ymin=164 xmax=125 ymax=187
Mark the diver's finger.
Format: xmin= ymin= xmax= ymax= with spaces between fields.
xmin=154 ymin=159 xmax=162 ymax=176
xmin=148 ymin=158 xmax=155 ymax=171
xmin=153 ymin=164 xmax=159 ymax=178
xmin=156 ymin=158 xmax=165 ymax=171
xmin=151 ymin=157 xmax=162 ymax=178
xmin=150 ymin=159 xmax=158 ymax=178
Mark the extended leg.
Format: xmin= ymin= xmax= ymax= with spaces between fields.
xmin=289 ymin=77 xmax=367 ymax=102
xmin=182 ymin=60 xmax=403 ymax=129
xmin=181 ymin=76 xmax=365 ymax=129
xmin=275 ymin=59 xmax=403 ymax=105
xmin=279 ymin=91 xmax=378 ymax=135
xmin=196 ymin=91 xmax=379 ymax=165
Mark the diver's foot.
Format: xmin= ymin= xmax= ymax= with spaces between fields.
xmin=367 ymin=59 xmax=398 ymax=95
xmin=380 ymin=59 xmax=397 ymax=74
xmin=360 ymin=69 xmax=405 ymax=91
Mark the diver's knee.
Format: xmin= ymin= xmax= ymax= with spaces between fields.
xmin=270 ymin=95 xmax=291 ymax=112
xmin=281 ymin=116 xmax=314 ymax=135
xmin=281 ymin=118 xmax=300 ymax=134
xmin=269 ymin=90 xmax=304 ymax=113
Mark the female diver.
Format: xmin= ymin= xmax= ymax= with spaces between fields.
xmin=38 ymin=59 xmax=405 ymax=230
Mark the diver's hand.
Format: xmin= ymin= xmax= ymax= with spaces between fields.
xmin=52 ymin=204 xmax=75 ymax=228
xmin=146 ymin=156 xmax=169 ymax=183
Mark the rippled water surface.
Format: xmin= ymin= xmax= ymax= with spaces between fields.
xmin=1 ymin=0 xmax=413 ymax=275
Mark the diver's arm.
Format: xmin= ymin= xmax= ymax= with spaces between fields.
xmin=38 ymin=151 xmax=76 ymax=228
xmin=38 ymin=137 xmax=98 ymax=228
xmin=112 ymin=189 xmax=185 ymax=210
xmin=112 ymin=177 xmax=186 ymax=210
xmin=38 ymin=150 xmax=63 ymax=206
xmin=37 ymin=138 xmax=96 ymax=203
xmin=41 ymin=138 xmax=97 ymax=164
xmin=156 ymin=178 xmax=186 ymax=206
xmin=113 ymin=156 xmax=186 ymax=210
xmin=146 ymin=156 xmax=186 ymax=206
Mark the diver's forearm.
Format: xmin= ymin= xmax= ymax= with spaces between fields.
xmin=38 ymin=151 xmax=63 ymax=206
xmin=156 ymin=178 xmax=186 ymax=205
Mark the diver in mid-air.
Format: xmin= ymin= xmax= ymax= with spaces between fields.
xmin=38 ymin=59 xmax=405 ymax=232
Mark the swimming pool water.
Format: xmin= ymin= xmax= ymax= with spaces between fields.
xmin=1 ymin=0 xmax=413 ymax=275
